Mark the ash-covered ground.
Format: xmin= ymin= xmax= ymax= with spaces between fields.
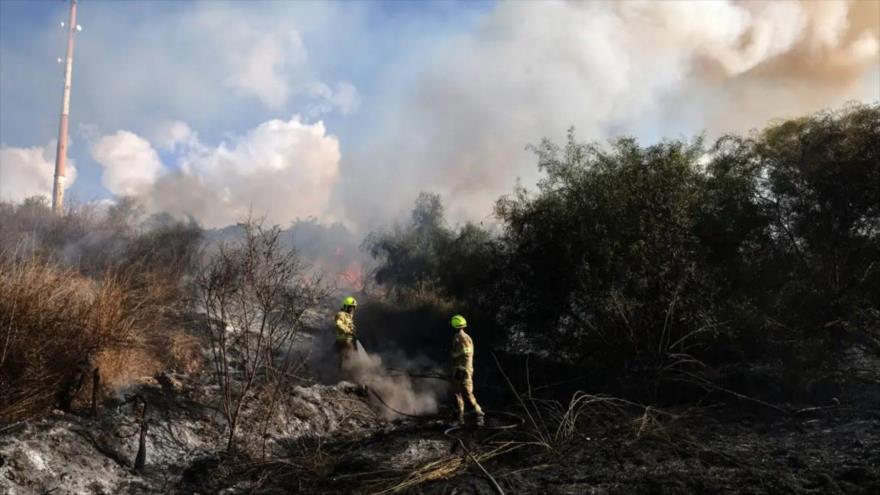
xmin=4 ymin=382 xmax=876 ymax=494
xmin=2 ymin=319 xmax=878 ymax=495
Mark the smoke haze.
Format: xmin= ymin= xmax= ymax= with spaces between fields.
xmin=346 ymin=350 xmax=444 ymax=420
xmin=2 ymin=0 xmax=877 ymax=230
xmin=0 ymin=142 xmax=77 ymax=203
xmin=88 ymin=117 xmax=340 ymax=229
xmin=339 ymin=0 xmax=880 ymax=227
xmin=304 ymin=316 xmax=446 ymax=419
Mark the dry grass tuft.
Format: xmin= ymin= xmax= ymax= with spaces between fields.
xmin=159 ymin=329 xmax=205 ymax=375
xmin=93 ymin=348 xmax=163 ymax=391
xmin=0 ymin=255 xmax=188 ymax=420
xmin=366 ymin=442 xmax=520 ymax=495
xmin=492 ymin=354 xmax=682 ymax=451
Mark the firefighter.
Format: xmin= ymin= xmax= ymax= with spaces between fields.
xmin=335 ymin=296 xmax=358 ymax=377
xmin=450 ymin=315 xmax=484 ymax=424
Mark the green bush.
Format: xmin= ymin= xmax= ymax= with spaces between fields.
xmin=365 ymin=104 xmax=880 ymax=388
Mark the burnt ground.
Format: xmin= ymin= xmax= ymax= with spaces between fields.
xmin=198 ymin=405 xmax=879 ymax=495
xmin=2 ymin=383 xmax=879 ymax=494
xmin=3 ymin=336 xmax=879 ymax=495
xmin=435 ymin=409 xmax=880 ymax=495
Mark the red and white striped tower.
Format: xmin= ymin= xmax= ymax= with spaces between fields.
xmin=52 ymin=0 xmax=78 ymax=214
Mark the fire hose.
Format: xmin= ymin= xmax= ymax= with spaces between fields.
xmin=365 ymin=374 xmax=523 ymax=495
xmin=442 ymin=411 xmax=523 ymax=495
xmin=352 ymin=340 xmax=522 ymax=493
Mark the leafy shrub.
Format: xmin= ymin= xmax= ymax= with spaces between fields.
xmin=365 ymin=104 xmax=880 ymax=397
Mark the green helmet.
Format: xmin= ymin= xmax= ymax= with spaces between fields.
xmin=342 ymin=296 xmax=357 ymax=307
xmin=451 ymin=315 xmax=467 ymax=329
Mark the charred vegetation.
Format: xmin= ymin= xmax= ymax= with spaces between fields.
xmin=0 ymin=104 xmax=878 ymax=494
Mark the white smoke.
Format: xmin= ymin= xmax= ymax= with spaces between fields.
xmin=339 ymin=0 xmax=880 ymax=227
xmin=0 ymin=142 xmax=77 ymax=203
xmin=152 ymin=120 xmax=195 ymax=151
xmin=344 ymin=350 xmax=443 ymax=419
xmin=89 ymin=116 xmax=341 ymax=228
xmin=305 ymin=82 xmax=361 ymax=117
xmin=221 ymin=28 xmax=305 ymax=108
xmin=5 ymin=0 xmax=874 ymax=230
xmin=193 ymin=7 xmax=358 ymax=112
xmin=90 ymin=131 xmax=164 ymax=196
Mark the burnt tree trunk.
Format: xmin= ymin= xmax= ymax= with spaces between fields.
xmin=91 ymin=367 xmax=100 ymax=416
xmin=134 ymin=399 xmax=148 ymax=471
xmin=57 ymin=360 xmax=89 ymax=412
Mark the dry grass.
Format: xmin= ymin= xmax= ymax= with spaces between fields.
xmin=93 ymin=348 xmax=163 ymax=391
xmin=245 ymin=430 xmax=520 ymax=494
xmin=492 ymin=354 xmax=681 ymax=451
xmin=158 ymin=329 xmax=205 ymax=375
xmin=0 ymin=198 xmax=202 ymax=420
xmin=365 ymin=442 xmax=520 ymax=495
xmin=0 ymin=255 xmax=188 ymax=420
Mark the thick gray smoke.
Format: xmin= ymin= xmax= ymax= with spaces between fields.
xmin=345 ymin=349 xmax=444 ymax=419
xmin=6 ymin=1 xmax=874 ymax=233
xmin=87 ymin=118 xmax=341 ymax=229
xmin=304 ymin=318 xmax=447 ymax=419
xmin=338 ymin=0 xmax=880 ymax=227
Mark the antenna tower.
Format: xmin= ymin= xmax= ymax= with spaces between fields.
xmin=52 ymin=0 xmax=79 ymax=214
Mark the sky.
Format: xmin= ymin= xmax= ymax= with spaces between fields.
xmin=1 ymin=0 xmax=878 ymax=231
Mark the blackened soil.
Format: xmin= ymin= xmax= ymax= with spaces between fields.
xmin=421 ymin=410 xmax=880 ymax=495
xmin=214 ymin=408 xmax=879 ymax=494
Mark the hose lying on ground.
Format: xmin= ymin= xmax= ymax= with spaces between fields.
xmin=366 ymin=383 xmax=523 ymax=495
xmin=442 ymin=410 xmax=524 ymax=495
xmin=383 ymin=367 xmax=451 ymax=382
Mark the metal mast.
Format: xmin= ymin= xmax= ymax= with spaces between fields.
xmin=52 ymin=0 xmax=78 ymax=214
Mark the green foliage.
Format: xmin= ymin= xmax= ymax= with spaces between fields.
xmin=366 ymin=104 xmax=880 ymax=382
xmin=736 ymin=104 xmax=880 ymax=356
xmin=365 ymin=192 xmax=450 ymax=295
xmin=365 ymin=192 xmax=496 ymax=302
xmin=495 ymin=132 xmax=719 ymax=364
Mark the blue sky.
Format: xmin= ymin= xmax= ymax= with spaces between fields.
xmin=0 ymin=1 xmax=491 ymax=202
xmin=1 ymin=0 xmax=877 ymax=229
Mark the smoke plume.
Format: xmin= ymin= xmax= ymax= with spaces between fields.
xmin=339 ymin=0 xmax=879 ymax=227
xmin=89 ymin=116 xmax=341 ymax=228
xmin=345 ymin=350 xmax=444 ymax=419
xmin=90 ymin=132 xmax=163 ymax=197
xmin=0 ymin=142 xmax=77 ymax=203
xmin=11 ymin=0 xmax=872 ymax=232
xmin=304 ymin=317 xmax=446 ymax=419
